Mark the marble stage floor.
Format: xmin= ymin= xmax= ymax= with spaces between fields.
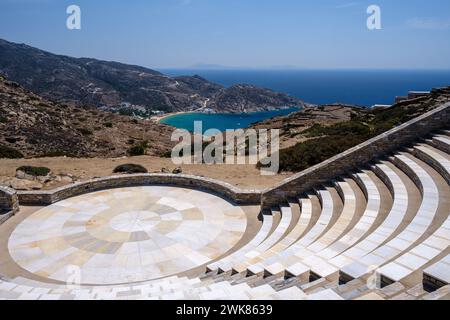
xmin=8 ymin=186 xmax=247 ymax=285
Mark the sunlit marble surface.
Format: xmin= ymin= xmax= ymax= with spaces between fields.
xmin=8 ymin=186 xmax=247 ymax=285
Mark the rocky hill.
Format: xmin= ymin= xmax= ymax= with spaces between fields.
xmin=256 ymin=87 xmax=450 ymax=172
xmin=0 ymin=39 xmax=303 ymax=113
xmin=252 ymin=104 xmax=368 ymax=149
xmin=0 ymin=75 xmax=174 ymax=158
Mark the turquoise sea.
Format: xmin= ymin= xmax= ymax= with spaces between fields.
xmin=158 ymin=69 xmax=450 ymax=132
xmin=160 ymin=107 xmax=300 ymax=134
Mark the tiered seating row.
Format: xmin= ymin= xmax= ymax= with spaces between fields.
xmin=1 ymin=133 xmax=449 ymax=300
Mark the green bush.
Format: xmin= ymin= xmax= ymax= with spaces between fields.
xmin=77 ymin=128 xmax=93 ymax=136
xmin=127 ymin=141 xmax=148 ymax=156
xmin=127 ymin=145 xmax=145 ymax=156
xmin=160 ymin=150 xmax=173 ymax=158
xmin=113 ymin=164 xmax=148 ymax=174
xmin=0 ymin=116 xmax=8 ymax=123
xmin=118 ymin=108 xmax=134 ymax=116
xmin=259 ymin=135 xmax=366 ymax=173
xmin=104 ymin=122 xmax=113 ymax=128
xmin=259 ymin=97 xmax=441 ymax=173
xmin=5 ymin=137 xmax=19 ymax=143
xmin=304 ymin=121 xmax=371 ymax=138
xmin=0 ymin=145 xmax=24 ymax=159
xmin=16 ymin=166 xmax=51 ymax=177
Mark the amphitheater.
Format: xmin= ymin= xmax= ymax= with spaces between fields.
xmin=0 ymin=102 xmax=449 ymax=300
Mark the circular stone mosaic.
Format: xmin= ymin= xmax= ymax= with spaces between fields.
xmin=8 ymin=186 xmax=247 ymax=285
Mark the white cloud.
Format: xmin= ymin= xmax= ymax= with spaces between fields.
xmin=406 ymin=17 xmax=450 ymax=30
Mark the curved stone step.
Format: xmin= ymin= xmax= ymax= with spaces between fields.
xmin=307 ymin=180 xmax=360 ymax=254
xmin=295 ymin=188 xmax=336 ymax=248
xmin=315 ymin=172 xmax=382 ymax=261
xmin=340 ymin=153 xmax=440 ymax=281
xmin=231 ymin=206 xmax=293 ymax=274
xmin=288 ymin=180 xmax=366 ymax=279
xmin=206 ymin=211 xmax=275 ymax=273
xmin=241 ymin=207 xmax=292 ymax=257
xmin=421 ymin=285 xmax=450 ymax=300
xmin=423 ymin=254 xmax=450 ymax=292
xmin=260 ymin=188 xmax=336 ymax=275
xmin=241 ymin=198 xmax=314 ymax=275
xmin=329 ymin=162 xmax=410 ymax=276
xmin=247 ymin=198 xmax=313 ymax=275
xmin=412 ymin=144 xmax=450 ymax=184
xmin=299 ymin=171 xmax=391 ymax=280
xmin=376 ymin=153 xmax=450 ymax=286
xmin=428 ymin=135 xmax=450 ymax=154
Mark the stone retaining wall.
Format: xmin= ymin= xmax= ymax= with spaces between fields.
xmin=261 ymin=102 xmax=450 ymax=209
xmin=0 ymin=186 xmax=19 ymax=224
xmin=17 ymin=174 xmax=262 ymax=206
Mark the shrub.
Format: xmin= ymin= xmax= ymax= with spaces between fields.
xmin=113 ymin=164 xmax=148 ymax=174
xmin=118 ymin=108 xmax=133 ymax=116
xmin=0 ymin=116 xmax=7 ymax=123
xmin=160 ymin=150 xmax=173 ymax=158
xmin=127 ymin=141 xmax=148 ymax=156
xmin=258 ymin=98 xmax=442 ymax=174
xmin=16 ymin=166 xmax=51 ymax=177
xmin=104 ymin=122 xmax=113 ymax=128
xmin=47 ymin=110 xmax=60 ymax=117
xmin=77 ymin=128 xmax=93 ymax=136
xmin=258 ymin=135 xmax=366 ymax=173
xmin=304 ymin=121 xmax=371 ymax=138
xmin=0 ymin=145 xmax=24 ymax=159
xmin=5 ymin=137 xmax=19 ymax=143
xmin=127 ymin=145 xmax=145 ymax=156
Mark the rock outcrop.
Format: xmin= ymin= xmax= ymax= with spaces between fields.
xmin=0 ymin=75 xmax=174 ymax=158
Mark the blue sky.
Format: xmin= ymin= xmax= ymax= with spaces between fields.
xmin=0 ymin=0 xmax=449 ymax=69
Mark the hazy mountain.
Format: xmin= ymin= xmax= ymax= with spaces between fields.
xmin=0 ymin=39 xmax=304 ymax=113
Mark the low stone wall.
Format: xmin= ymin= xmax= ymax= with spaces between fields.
xmin=0 ymin=186 xmax=19 ymax=223
xmin=261 ymin=102 xmax=450 ymax=209
xmin=0 ymin=211 xmax=16 ymax=225
xmin=17 ymin=174 xmax=262 ymax=206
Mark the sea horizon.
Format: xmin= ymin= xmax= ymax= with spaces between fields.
xmin=159 ymin=69 xmax=450 ymax=107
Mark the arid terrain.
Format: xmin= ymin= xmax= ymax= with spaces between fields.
xmin=0 ymin=72 xmax=357 ymax=192
xmin=2 ymin=50 xmax=449 ymax=192
xmin=0 ymin=156 xmax=291 ymax=191
xmin=0 ymin=75 xmax=175 ymax=158
xmin=252 ymin=104 xmax=367 ymax=149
